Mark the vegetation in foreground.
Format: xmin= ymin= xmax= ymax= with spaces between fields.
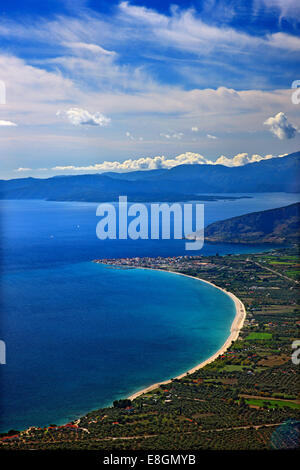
xmin=1 ymin=247 xmax=299 ymax=450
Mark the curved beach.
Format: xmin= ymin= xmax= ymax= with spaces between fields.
xmin=128 ymin=269 xmax=246 ymax=401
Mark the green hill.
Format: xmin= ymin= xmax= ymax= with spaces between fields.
xmin=204 ymin=202 xmax=300 ymax=244
xmin=1 ymin=152 xmax=299 ymax=201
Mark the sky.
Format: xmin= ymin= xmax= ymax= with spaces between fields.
xmin=0 ymin=0 xmax=300 ymax=179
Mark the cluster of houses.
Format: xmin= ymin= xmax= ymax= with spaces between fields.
xmin=0 ymin=421 xmax=90 ymax=445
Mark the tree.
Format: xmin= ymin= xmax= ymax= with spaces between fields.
xmin=113 ymin=399 xmax=132 ymax=409
xmin=239 ymin=397 xmax=246 ymax=407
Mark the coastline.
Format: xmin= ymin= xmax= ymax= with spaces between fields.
xmin=1 ymin=265 xmax=246 ymax=434
xmin=128 ymin=267 xmax=246 ymax=401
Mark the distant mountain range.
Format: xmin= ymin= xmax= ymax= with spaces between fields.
xmin=202 ymin=202 xmax=300 ymax=244
xmin=1 ymin=151 xmax=299 ymax=202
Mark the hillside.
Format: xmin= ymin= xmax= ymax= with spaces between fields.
xmin=203 ymin=202 xmax=300 ymax=244
xmin=0 ymin=152 xmax=299 ymax=202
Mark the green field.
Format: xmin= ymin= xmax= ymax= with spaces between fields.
xmin=261 ymin=255 xmax=298 ymax=262
xmin=222 ymin=365 xmax=246 ymax=372
xmin=285 ymin=270 xmax=300 ymax=279
xmin=246 ymin=332 xmax=272 ymax=340
xmin=245 ymin=398 xmax=300 ymax=410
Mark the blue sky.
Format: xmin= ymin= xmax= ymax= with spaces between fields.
xmin=0 ymin=0 xmax=300 ymax=178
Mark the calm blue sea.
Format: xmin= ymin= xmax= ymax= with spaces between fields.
xmin=0 ymin=193 xmax=299 ymax=432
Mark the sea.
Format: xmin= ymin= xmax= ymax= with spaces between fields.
xmin=0 ymin=192 xmax=299 ymax=432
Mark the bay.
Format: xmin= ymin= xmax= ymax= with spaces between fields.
xmin=0 ymin=192 xmax=299 ymax=432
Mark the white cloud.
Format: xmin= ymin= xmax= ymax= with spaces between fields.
xmin=267 ymin=32 xmax=300 ymax=51
xmin=0 ymin=119 xmax=17 ymax=126
xmin=119 ymin=2 xmax=254 ymax=54
xmin=215 ymin=153 xmax=279 ymax=166
xmin=160 ymin=132 xmax=184 ymax=140
xmin=0 ymin=54 xmax=77 ymax=126
xmin=191 ymin=127 xmax=199 ymax=132
xmin=57 ymin=107 xmax=111 ymax=127
xmin=173 ymin=133 xmax=184 ymax=139
xmin=207 ymin=134 xmax=218 ymax=140
xmin=0 ymin=2 xmax=299 ymax=57
xmin=264 ymin=112 xmax=298 ymax=139
xmin=0 ymin=24 xmax=299 ymax=173
xmin=0 ymin=50 xmax=298 ymax=132
xmin=52 ymin=153 xmax=206 ymax=172
xmin=51 ymin=152 xmax=284 ymax=173
xmin=256 ymin=0 xmax=300 ymax=22
xmin=119 ymin=2 xmax=300 ymax=53
xmin=15 ymin=167 xmax=31 ymax=172
xmin=126 ymin=131 xmax=143 ymax=141
xmin=64 ymin=42 xmax=116 ymax=56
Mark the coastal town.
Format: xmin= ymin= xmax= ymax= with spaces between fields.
xmin=2 ymin=247 xmax=299 ymax=450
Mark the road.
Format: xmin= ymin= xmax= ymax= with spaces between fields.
xmin=253 ymin=261 xmax=299 ymax=284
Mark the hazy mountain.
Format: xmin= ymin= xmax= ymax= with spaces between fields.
xmin=203 ymin=202 xmax=300 ymax=244
xmin=1 ymin=151 xmax=299 ymax=202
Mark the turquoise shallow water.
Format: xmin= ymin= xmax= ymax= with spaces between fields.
xmin=1 ymin=194 xmax=299 ymax=432
xmin=0 ymin=262 xmax=235 ymax=432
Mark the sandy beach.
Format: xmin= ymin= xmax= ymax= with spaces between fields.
xmin=128 ymin=268 xmax=246 ymax=401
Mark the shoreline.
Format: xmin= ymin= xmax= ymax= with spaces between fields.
xmin=128 ymin=267 xmax=246 ymax=401
xmin=1 ymin=265 xmax=246 ymax=434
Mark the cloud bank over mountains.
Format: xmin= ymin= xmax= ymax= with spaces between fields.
xmin=16 ymin=152 xmax=286 ymax=174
